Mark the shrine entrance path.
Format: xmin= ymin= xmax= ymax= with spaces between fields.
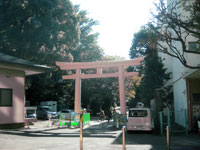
xmin=0 ymin=119 xmax=200 ymax=150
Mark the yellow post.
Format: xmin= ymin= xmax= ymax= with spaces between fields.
xmin=122 ymin=126 xmax=126 ymax=150
xmin=80 ymin=112 xmax=83 ymax=150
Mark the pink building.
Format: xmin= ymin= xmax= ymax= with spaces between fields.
xmin=0 ymin=53 xmax=49 ymax=129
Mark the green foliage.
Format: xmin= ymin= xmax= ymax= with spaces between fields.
xmin=129 ymin=26 xmax=171 ymax=107
xmin=81 ymin=56 xmax=124 ymax=116
xmin=72 ymin=5 xmax=103 ymax=62
xmin=0 ymin=0 xmax=81 ymax=108
xmin=0 ymin=0 xmax=80 ymax=64
xmin=126 ymin=76 xmax=141 ymax=108
xmin=81 ymin=78 xmax=118 ymax=116
xmin=129 ymin=25 xmax=159 ymax=59
xmin=0 ymin=1 xmax=135 ymax=114
xmin=138 ymin=47 xmax=170 ymax=106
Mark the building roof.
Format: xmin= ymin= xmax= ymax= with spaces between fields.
xmin=185 ymin=69 xmax=200 ymax=79
xmin=0 ymin=53 xmax=50 ymax=75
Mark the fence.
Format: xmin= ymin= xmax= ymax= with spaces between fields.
xmin=59 ymin=113 xmax=90 ymax=127
xmin=159 ymin=109 xmax=188 ymax=135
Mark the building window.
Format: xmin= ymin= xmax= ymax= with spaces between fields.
xmin=188 ymin=42 xmax=200 ymax=52
xmin=0 ymin=89 xmax=12 ymax=106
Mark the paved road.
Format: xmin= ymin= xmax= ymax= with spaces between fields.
xmin=0 ymin=120 xmax=200 ymax=150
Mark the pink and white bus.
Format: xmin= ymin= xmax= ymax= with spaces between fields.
xmin=127 ymin=108 xmax=152 ymax=131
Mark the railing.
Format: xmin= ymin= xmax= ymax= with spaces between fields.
xmin=159 ymin=109 xmax=188 ymax=135
xmin=59 ymin=113 xmax=90 ymax=127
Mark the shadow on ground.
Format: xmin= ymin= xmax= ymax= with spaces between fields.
xmin=0 ymin=121 xmax=119 ymax=138
xmin=1 ymin=120 xmax=200 ymax=150
xmin=112 ymin=130 xmax=200 ymax=150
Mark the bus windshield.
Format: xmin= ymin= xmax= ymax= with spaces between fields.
xmin=129 ymin=110 xmax=147 ymax=117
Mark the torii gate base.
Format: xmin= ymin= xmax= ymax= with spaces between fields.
xmin=56 ymin=57 xmax=144 ymax=115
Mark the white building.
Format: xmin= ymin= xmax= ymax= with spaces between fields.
xmin=159 ymin=0 xmax=200 ymax=130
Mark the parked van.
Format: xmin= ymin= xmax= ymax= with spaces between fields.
xmin=37 ymin=106 xmax=58 ymax=120
xmin=127 ymin=108 xmax=152 ymax=131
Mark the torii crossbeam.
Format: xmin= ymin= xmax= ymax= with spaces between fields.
xmin=56 ymin=57 xmax=144 ymax=115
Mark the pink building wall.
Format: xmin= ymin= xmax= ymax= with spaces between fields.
xmin=0 ymin=70 xmax=25 ymax=125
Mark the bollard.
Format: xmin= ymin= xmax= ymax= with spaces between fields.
xmin=48 ymin=114 xmax=52 ymax=127
xmin=80 ymin=112 xmax=83 ymax=150
xmin=122 ymin=126 xmax=126 ymax=150
xmin=166 ymin=126 xmax=170 ymax=150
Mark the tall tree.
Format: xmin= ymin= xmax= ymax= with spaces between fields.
xmin=72 ymin=5 xmax=103 ymax=62
xmin=129 ymin=26 xmax=171 ymax=107
xmin=129 ymin=25 xmax=159 ymax=59
xmin=0 ymin=0 xmax=80 ymax=65
xmin=139 ymin=47 xmax=170 ymax=106
xmin=0 ymin=0 xmax=81 ymax=107
xmin=57 ymin=5 xmax=106 ymax=112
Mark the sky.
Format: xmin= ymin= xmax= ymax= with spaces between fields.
xmin=72 ymin=0 xmax=157 ymax=59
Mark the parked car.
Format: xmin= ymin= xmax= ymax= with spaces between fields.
xmin=25 ymin=107 xmax=37 ymax=119
xmin=26 ymin=110 xmax=37 ymax=118
xmin=58 ymin=109 xmax=74 ymax=114
xmin=36 ymin=106 xmax=58 ymax=120
xmin=57 ymin=109 xmax=74 ymax=119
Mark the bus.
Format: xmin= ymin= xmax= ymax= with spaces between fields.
xmin=127 ymin=108 xmax=152 ymax=131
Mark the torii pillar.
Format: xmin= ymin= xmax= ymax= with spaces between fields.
xmin=118 ymin=66 xmax=126 ymax=114
xmin=75 ymin=68 xmax=81 ymax=114
xmin=56 ymin=57 xmax=144 ymax=114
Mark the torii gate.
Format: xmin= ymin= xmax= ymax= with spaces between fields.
xmin=56 ymin=57 xmax=144 ymax=115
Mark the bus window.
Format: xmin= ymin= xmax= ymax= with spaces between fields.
xmin=129 ymin=110 xmax=147 ymax=117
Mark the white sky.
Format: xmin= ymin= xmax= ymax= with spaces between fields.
xmin=72 ymin=0 xmax=157 ymax=59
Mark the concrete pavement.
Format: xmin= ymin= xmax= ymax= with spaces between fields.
xmin=0 ymin=120 xmax=200 ymax=150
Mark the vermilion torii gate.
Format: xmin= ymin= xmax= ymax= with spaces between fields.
xmin=56 ymin=57 xmax=144 ymax=115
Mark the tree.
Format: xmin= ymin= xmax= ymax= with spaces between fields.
xmin=71 ymin=5 xmax=103 ymax=62
xmin=0 ymin=0 xmax=82 ymax=108
xmin=129 ymin=25 xmax=158 ymax=59
xmin=149 ymin=0 xmax=200 ymax=69
xmin=129 ymin=26 xmax=171 ymax=107
xmin=126 ymin=76 xmax=142 ymax=108
xmin=26 ymin=71 xmax=75 ymax=109
xmin=129 ymin=27 xmax=171 ymax=133
xmin=139 ymin=47 xmax=171 ymax=106
xmin=81 ymin=77 xmax=118 ymax=116
xmin=0 ymin=0 xmax=80 ymax=65
xmin=81 ymin=56 xmax=124 ymax=116
xmin=56 ymin=6 xmax=106 ymax=112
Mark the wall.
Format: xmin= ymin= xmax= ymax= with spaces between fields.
xmin=0 ymin=68 xmax=25 ymax=124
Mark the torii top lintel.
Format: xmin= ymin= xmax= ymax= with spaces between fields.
xmin=56 ymin=57 xmax=144 ymax=70
xmin=56 ymin=57 xmax=144 ymax=80
xmin=56 ymin=57 xmax=144 ymax=114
